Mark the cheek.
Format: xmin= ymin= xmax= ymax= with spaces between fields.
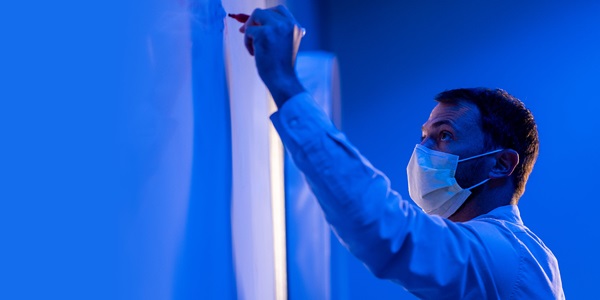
xmin=455 ymin=160 xmax=484 ymax=187
xmin=420 ymin=138 xmax=437 ymax=150
xmin=455 ymin=160 xmax=490 ymax=188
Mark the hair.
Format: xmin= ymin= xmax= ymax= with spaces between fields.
xmin=435 ymin=88 xmax=539 ymax=200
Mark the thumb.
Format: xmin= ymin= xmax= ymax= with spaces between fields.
xmin=244 ymin=26 xmax=261 ymax=56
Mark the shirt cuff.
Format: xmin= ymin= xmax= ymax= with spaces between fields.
xmin=270 ymin=92 xmax=336 ymax=153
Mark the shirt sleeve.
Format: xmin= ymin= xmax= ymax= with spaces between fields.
xmin=270 ymin=93 xmax=513 ymax=299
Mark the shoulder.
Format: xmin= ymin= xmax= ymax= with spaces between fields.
xmin=462 ymin=217 xmax=523 ymax=295
xmin=466 ymin=213 xmax=563 ymax=297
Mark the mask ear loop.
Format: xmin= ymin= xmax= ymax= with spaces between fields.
xmin=459 ymin=149 xmax=503 ymax=190
xmin=458 ymin=149 xmax=503 ymax=163
xmin=465 ymin=178 xmax=491 ymax=190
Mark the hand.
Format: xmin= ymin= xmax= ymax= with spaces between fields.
xmin=239 ymin=5 xmax=305 ymax=108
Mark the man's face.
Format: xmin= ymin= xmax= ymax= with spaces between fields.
xmin=420 ymin=100 xmax=489 ymax=188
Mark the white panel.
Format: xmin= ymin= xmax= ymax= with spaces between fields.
xmin=222 ymin=1 xmax=285 ymax=299
xmin=285 ymin=51 xmax=340 ymax=300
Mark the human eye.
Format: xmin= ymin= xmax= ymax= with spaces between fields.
xmin=439 ymin=130 xmax=453 ymax=142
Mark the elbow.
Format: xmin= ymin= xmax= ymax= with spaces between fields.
xmin=357 ymin=244 xmax=401 ymax=280
xmin=367 ymin=257 xmax=397 ymax=280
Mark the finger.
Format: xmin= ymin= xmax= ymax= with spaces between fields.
xmin=268 ymin=5 xmax=302 ymax=34
xmin=242 ymin=8 xmax=267 ymax=35
xmin=244 ymin=26 xmax=258 ymax=56
xmin=244 ymin=36 xmax=254 ymax=56
xmin=247 ymin=8 xmax=276 ymax=26
xmin=271 ymin=5 xmax=294 ymax=21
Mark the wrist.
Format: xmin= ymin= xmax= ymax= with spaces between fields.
xmin=267 ymin=76 xmax=305 ymax=109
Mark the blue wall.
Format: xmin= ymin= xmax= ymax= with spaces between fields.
xmin=1 ymin=1 xmax=134 ymax=298
xmin=295 ymin=0 xmax=600 ymax=298
xmin=1 ymin=1 xmax=237 ymax=299
xmin=3 ymin=1 xmax=598 ymax=298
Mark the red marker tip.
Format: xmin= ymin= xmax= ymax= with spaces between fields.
xmin=228 ymin=13 xmax=249 ymax=23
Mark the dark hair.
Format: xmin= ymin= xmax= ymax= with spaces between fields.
xmin=435 ymin=88 xmax=539 ymax=199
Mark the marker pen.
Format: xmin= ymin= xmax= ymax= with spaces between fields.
xmin=228 ymin=13 xmax=249 ymax=23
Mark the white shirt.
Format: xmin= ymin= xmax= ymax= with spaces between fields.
xmin=270 ymin=93 xmax=564 ymax=299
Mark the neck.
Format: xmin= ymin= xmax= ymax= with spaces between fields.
xmin=448 ymin=182 xmax=514 ymax=222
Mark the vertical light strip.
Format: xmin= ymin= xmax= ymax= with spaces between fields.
xmin=263 ymin=8 xmax=286 ymax=300
xmin=268 ymin=98 xmax=288 ymax=300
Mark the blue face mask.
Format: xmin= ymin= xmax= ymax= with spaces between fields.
xmin=406 ymin=144 xmax=503 ymax=218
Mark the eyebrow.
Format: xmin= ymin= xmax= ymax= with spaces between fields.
xmin=421 ymin=120 xmax=457 ymax=132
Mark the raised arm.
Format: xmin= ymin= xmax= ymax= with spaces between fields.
xmin=238 ymin=6 xmax=515 ymax=298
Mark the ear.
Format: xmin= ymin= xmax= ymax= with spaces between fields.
xmin=489 ymin=149 xmax=519 ymax=178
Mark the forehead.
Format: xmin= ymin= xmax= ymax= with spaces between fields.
xmin=423 ymin=100 xmax=481 ymax=131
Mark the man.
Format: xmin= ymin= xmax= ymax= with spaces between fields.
xmin=238 ymin=5 xmax=564 ymax=299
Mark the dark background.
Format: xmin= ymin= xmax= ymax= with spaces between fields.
xmin=290 ymin=0 xmax=600 ymax=298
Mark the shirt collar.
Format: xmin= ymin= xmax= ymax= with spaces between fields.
xmin=473 ymin=204 xmax=523 ymax=225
